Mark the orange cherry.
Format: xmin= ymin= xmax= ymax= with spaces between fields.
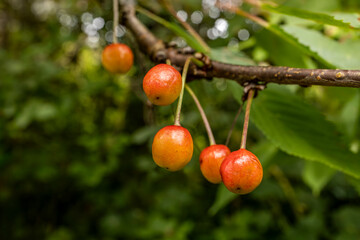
xmin=199 ymin=144 xmax=231 ymax=184
xmin=152 ymin=125 xmax=193 ymax=171
xmin=220 ymin=148 xmax=263 ymax=194
xmin=101 ymin=43 xmax=133 ymax=73
xmin=143 ymin=64 xmax=182 ymax=106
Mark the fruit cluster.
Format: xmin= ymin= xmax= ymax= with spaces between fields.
xmin=100 ymin=42 xmax=262 ymax=194
xmin=142 ymin=62 xmax=263 ymax=195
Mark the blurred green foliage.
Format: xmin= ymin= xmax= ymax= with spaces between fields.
xmin=1 ymin=0 xmax=360 ymax=239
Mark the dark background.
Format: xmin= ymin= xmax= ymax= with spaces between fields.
xmin=1 ymin=0 xmax=360 ymax=239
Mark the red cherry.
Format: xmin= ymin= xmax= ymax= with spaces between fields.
xmin=101 ymin=43 xmax=133 ymax=73
xmin=152 ymin=125 xmax=193 ymax=171
xmin=199 ymin=144 xmax=231 ymax=184
xmin=220 ymin=148 xmax=263 ymax=194
xmin=143 ymin=64 xmax=182 ymax=106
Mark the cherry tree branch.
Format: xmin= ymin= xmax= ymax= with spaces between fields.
xmin=120 ymin=0 xmax=360 ymax=88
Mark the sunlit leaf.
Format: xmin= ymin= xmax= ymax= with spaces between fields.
xmin=267 ymin=24 xmax=336 ymax=68
xmin=238 ymin=85 xmax=360 ymax=178
xmin=263 ymin=4 xmax=360 ymax=29
xmin=282 ymin=25 xmax=360 ymax=69
xmin=332 ymin=13 xmax=360 ymax=28
xmin=210 ymin=47 xmax=256 ymax=66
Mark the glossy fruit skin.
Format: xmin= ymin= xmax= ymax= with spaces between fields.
xmin=220 ymin=148 xmax=263 ymax=194
xmin=200 ymin=144 xmax=231 ymax=184
xmin=101 ymin=43 xmax=133 ymax=73
xmin=152 ymin=125 xmax=193 ymax=171
xmin=143 ymin=64 xmax=182 ymax=106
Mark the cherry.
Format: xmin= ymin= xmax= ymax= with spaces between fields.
xmin=101 ymin=43 xmax=134 ymax=74
xmin=152 ymin=125 xmax=193 ymax=171
xmin=220 ymin=88 xmax=263 ymax=194
xmin=143 ymin=64 xmax=182 ymax=106
xmin=220 ymin=148 xmax=263 ymax=194
xmin=199 ymin=144 xmax=231 ymax=184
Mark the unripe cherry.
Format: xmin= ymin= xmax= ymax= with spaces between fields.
xmin=143 ymin=64 xmax=182 ymax=106
xmin=152 ymin=125 xmax=193 ymax=171
xmin=101 ymin=43 xmax=134 ymax=74
xmin=199 ymin=144 xmax=231 ymax=184
xmin=220 ymin=148 xmax=263 ymax=194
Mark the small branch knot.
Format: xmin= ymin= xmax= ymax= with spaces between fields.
xmin=242 ymin=82 xmax=266 ymax=101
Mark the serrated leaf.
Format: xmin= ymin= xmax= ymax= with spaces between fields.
xmin=277 ymin=0 xmax=340 ymax=12
xmin=282 ymin=25 xmax=360 ymax=69
xmin=242 ymin=85 xmax=360 ymax=178
xmin=332 ymin=13 xmax=360 ymax=28
xmin=210 ymin=47 xmax=256 ymax=66
xmin=303 ymin=161 xmax=336 ymax=196
xmin=262 ymin=4 xmax=360 ymax=29
xmin=266 ymin=24 xmax=336 ymax=68
xmin=255 ymin=28 xmax=316 ymax=68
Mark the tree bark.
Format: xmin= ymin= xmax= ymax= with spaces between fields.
xmin=119 ymin=0 xmax=360 ymax=88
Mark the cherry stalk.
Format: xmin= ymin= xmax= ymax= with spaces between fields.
xmin=185 ymin=85 xmax=216 ymax=146
xmin=240 ymin=89 xmax=255 ymax=149
xmin=174 ymin=57 xmax=192 ymax=126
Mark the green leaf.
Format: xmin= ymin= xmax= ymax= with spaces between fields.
xmin=246 ymin=85 xmax=360 ymax=179
xmin=255 ymin=29 xmax=316 ymax=68
xmin=136 ymin=7 xmax=208 ymax=53
xmin=332 ymin=206 xmax=360 ymax=236
xmin=262 ymin=4 xmax=360 ymax=29
xmin=34 ymin=102 xmax=57 ymax=121
xmin=13 ymin=100 xmax=57 ymax=129
xmin=227 ymin=80 xmax=243 ymax=103
xmin=282 ymin=25 xmax=360 ymax=69
xmin=266 ymin=24 xmax=336 ymax=68
xmin=208 ymin=184 xmax=237 ymax=216
xmin=302 ymin=161 xmax=336 ymax=196
xmin=332 ymin=13 xmax=360 ymax=28
xmin=347 ymin=176 xmax=360 ymax=196
xmin=210 ymin=47 xmax=256 ymax=66
xmin=250 ymin=140 xmax=279 ymax=168
xmin=276 ymin=0 xmax=340 ymax=12
xmin=340 ymin=90 xmax=360 ymax=140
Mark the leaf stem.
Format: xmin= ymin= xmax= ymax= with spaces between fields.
xmin=240 ymin=89 xmax=255 ymax=149
xmin=159 ymin=0 xmax=210 ymax=53
xmin=185 ymin=84 xmax=216 ymax=145
xmin=174 ymin=57 xmax=192 ymax=126
xmin=113 ymin=0 xmax=119 ymax=43
xmin=225 ymin=102 xmax=244 ymax=146
xmin=218 ymin=3 xmax=269 ymax=27
xmin=135 ymin=6 xmax=208 ymax=53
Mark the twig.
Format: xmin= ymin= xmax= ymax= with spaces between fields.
xmin=218 ymin=2 xmax=269 ymax=27
xmin=119 ymin=1 xmax=360 ymax=88
xmin=159 ymin=0 xmax=210 ymax=53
